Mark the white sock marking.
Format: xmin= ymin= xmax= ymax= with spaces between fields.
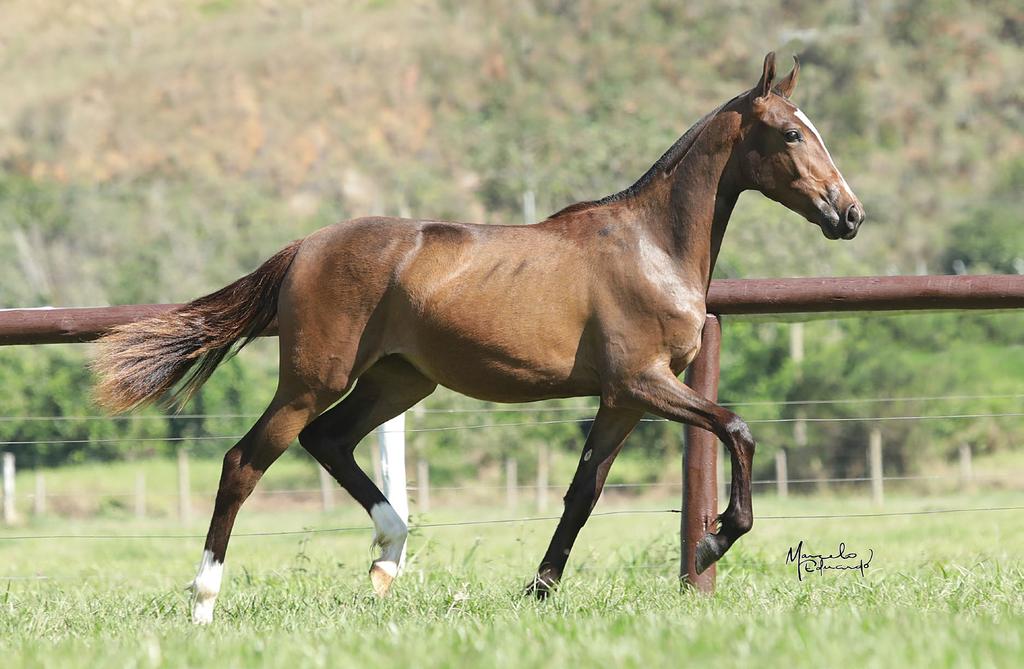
xmin=190 ymin=549 xmax=223 ymax=625
xmin=370 ymin=502 xmax=408 ymax=575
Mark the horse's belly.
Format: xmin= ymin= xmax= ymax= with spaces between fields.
xmin=397 ymin=319 xmax=599 ymax=403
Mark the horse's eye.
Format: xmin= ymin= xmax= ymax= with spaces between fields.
xmin=784 ymin=129 xmax=803 ymax=143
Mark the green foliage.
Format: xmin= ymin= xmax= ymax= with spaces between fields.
xmin=0 ymin=1 xmax=1021 ymax=483
xmin=1 ymin=492 xmax=1023 ymax=667
xmin=942 ymin=158 xmax=1024 ymax=274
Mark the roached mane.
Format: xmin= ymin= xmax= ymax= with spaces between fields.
xmin=546 ymin=94 xmax=742 ymax=220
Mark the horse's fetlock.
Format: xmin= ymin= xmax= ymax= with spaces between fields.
xmin=733 ymin=512 xmax=753 ymax=535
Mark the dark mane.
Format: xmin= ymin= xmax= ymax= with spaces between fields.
xmin=546 ymin=94 xmax=741 ymax=220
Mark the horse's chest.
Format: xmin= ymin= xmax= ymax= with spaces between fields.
xmin=634 ymin=280 xmax=706 ymax=344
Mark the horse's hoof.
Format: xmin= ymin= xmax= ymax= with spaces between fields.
xmin=369 ymin=560 xmax=398 ymax=597
xmin=694 ymin=533 xmax=724 ymax=574
xmin=523 ymin=574 xmax=557 ymax=600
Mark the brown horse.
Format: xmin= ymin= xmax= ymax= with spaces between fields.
xmin=94 ymin=52 xmax=862 ymax=623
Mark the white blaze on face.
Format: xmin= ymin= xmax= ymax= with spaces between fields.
xmin=190 ymin=549 xmax=224 ymax=625
xmin=370 ymin=501 xmax=408 ymax=577
xmin=794 ymin=108 xmax=855 ymax=202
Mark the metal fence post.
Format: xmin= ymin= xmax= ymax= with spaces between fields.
xmin=681 ymin=315 xmax=721 ymax=594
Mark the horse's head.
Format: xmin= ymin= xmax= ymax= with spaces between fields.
xmin=736 ymin=52 xmax=865 ymax=240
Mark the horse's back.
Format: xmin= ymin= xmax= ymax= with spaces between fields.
xmin=280 ymin=216 xmax=602 ymax=400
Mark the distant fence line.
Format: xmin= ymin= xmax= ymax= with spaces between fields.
xmin=1 ymin=431 xmax=1017 ymax=525
xmin=2 ymin=409 xmax=1023 ymax=447
xmin=2 ymin=273 xmax=1023 ymax=592
xmin=2 ymin=391 xmax=1024 ymax=422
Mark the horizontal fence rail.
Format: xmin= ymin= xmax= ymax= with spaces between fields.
xmin=3 ymin=274 xmax=1022 ymax=345
xmin=706 ymin=275 xmax=1024 ymax=314
xmin=2 ymin=273 xmax=1022 ymax=596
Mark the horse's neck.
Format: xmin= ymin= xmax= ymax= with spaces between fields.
xmin=642 ymin=114 xmax=741 ymax=291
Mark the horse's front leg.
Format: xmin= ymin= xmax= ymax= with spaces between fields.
xmin=621 ymin=363 xmax=756 ymax=574
xmin=526 ymin=404 xmax=643 ymax=598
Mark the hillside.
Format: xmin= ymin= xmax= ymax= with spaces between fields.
xmin=1 ymin=0 xmax=1022 ymax=307
xmin=0 ymin=0 xmax=1021 ymax=479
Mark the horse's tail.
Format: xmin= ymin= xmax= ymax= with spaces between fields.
xmin=93 ymin=239 xmax=304 ymax=414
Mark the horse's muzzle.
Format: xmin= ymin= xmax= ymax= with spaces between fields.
xmin=819 ymin=201 xmax=864 ymax=240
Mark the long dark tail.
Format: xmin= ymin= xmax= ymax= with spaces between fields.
xmin=93 ymin=239 xmax=304 ymax=413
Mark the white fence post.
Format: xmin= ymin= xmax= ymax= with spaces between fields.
xmin=3 ymin=453 xmax=16 ymax=524
xmin=178 ymin=448 xmax=191 ymax=525
xmin=318 ymin=466 xmax=335 ymax=512
xmin=371 ymin=441 xmax=384 ymax=489
xmin=377 ymin=413 xmax=408 ymax=522
xmin=959 ymin=443 xmax=973 ymax=492
xmin=717 ymin=444 xmax=727 ymax=510
xmin=775 ymin=449 xmax=789 ymax=498
xmin=34 ymin=471 xmax=45 ymax=516
xmin=505 ymin=457 xmax=518 ymax=510
xmin=135 ymin=472 xmax=146 ymax=519
xmin=869 ymin=428 xmax=883 ymax=506
xmin=536 ymin=444 xmax=549 ymax=513
xmin=416 ymin=459 xmax=430 ymax=513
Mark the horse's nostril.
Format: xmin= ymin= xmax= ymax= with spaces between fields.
xmin=845 ymin=204 xmax=863 ymax=227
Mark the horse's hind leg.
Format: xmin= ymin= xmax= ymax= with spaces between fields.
xmin=298 ymin=355 xmax=437 ymax=596
xmin=189 ymin=386 xmax=339 ymax=624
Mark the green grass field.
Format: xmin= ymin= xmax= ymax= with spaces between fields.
xmin=2 ymin=487 xmax=1023 ymax=668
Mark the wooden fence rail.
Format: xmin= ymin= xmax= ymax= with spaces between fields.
xmin=3 ymin=275 xmax=1022 ymax=346
xmin=1 ymin=273 xmax=1022 ymax=594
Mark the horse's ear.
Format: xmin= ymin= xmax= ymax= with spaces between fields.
xmin=773 ymin=56 xmax=800 ymax=99
xmin=755 ymin=51 xmax=776 ymax=99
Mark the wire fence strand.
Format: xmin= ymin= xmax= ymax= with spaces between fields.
xmin=2 ymin=410 xmax=1023 ymax=447
xmin=12 ymin=472 xmax=1023 ymax=502
xmin=2 ymin=392 xmax=1022 ymax=423
xmin=1 ymin=505 xmax=1021 ymax=542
